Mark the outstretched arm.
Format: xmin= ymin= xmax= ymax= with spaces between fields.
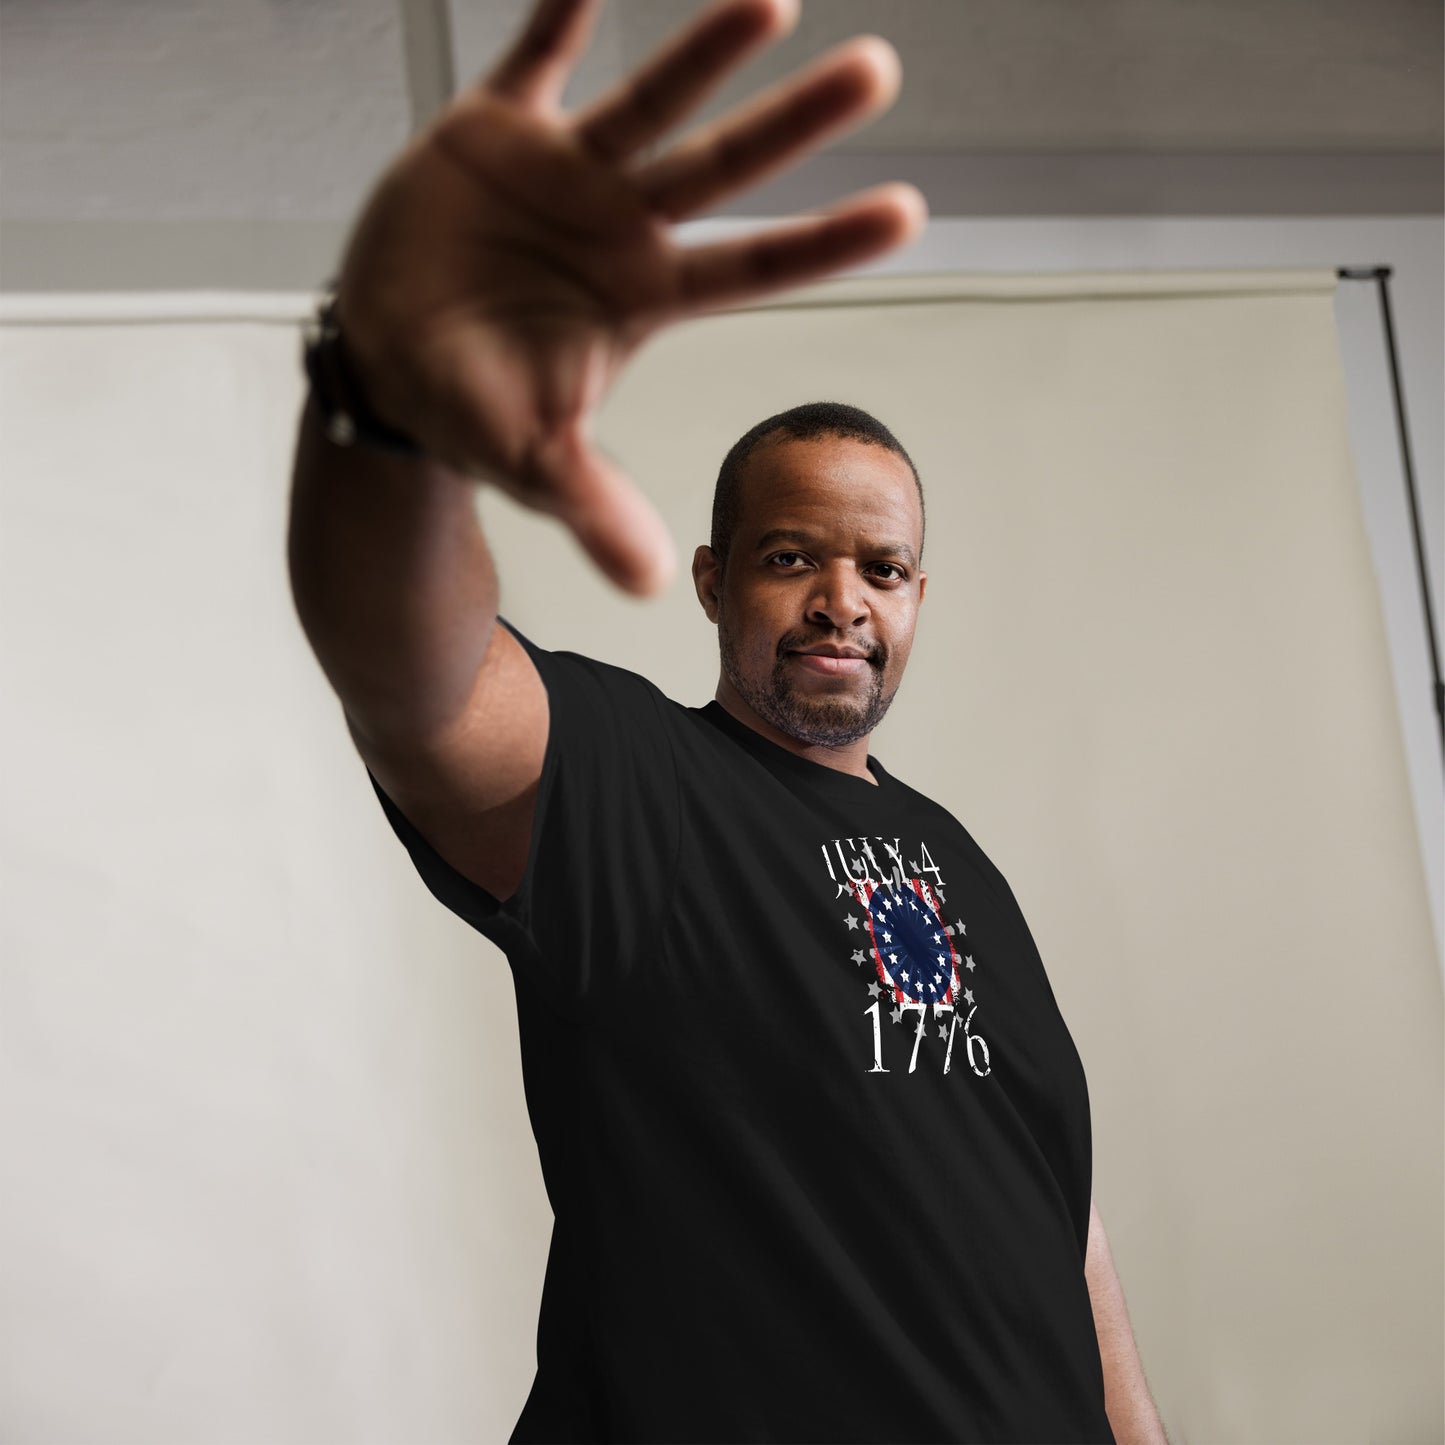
xmin=289 ymin=0 xmax=928 ymax=894
xmin=1085 ymin=1197 xmax=1169 ymax=1445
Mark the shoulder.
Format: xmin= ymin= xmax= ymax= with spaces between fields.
xmin=500 ymin=616 xmax=676 ymax=719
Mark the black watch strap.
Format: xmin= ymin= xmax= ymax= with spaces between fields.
xmin=301 ymin=286 xmax=425 ymax=458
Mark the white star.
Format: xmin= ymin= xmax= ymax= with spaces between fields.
xmin=932 ymin=932 xmax=941 ymax=944
xmin=964 ymin=988 xmax=975 ymax=1005
xmin=909 ymin=860 xmax=918 ymax=873
xmin=936 ymin=952 xmax=946 ymax=965
xmin=890 ymin=1007 xmax=903 ymax=1024
xmin=934 ymin=972 xmax=942 ymax=984
xmin=881 ymin=931 xmax=892 ymax=943
xmin=955 ymin=919 xmax=966 ymax=935
xmin=845 ymin=913 xmax=859 ymax=930
xmin=965 ymin=955 xmax=976 ymax=971
xmin=852 ymin=949 xmax=866 ymax=965
xmin=937 ymin=1023 xmax=949 ymax=1039
xmin=868 ymin=980 xmax=882 ymax=998
xmin=888 ymin=953 xmax=898 ymax=965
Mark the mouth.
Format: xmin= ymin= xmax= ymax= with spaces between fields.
xmin=787 ymin=649 xmax=872 ymax=676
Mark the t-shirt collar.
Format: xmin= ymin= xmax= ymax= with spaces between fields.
xmin=696 ymin=699 xmax=893 ymax=799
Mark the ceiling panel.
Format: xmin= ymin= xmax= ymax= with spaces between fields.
xmin=0 ymin=0 xmax=1438 ymax=259
xmin=453 ymin=0 xmax=1444 ymax=152
xmin=0 ymin=0 xmax=412 ymax=223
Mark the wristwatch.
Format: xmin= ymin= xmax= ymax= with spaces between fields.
xmin=301 ymin=283 xmax=425 ymax=458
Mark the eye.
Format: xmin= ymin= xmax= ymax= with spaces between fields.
xmin=768 ymin=553 xmax=907 ymax=581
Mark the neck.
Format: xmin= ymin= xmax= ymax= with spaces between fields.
xmin=713 ymin=677 xmax=877 ymax=784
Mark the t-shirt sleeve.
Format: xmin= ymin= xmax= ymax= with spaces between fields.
xmin=362 ymin=615 xmax=681 ymax=1003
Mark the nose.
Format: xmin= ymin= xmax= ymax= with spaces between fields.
xmin=804 ymin=561 xmax=870 ymax=633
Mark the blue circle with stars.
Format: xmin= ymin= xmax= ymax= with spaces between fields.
xmin=867 ymin=885 xmax=954 ymax=1005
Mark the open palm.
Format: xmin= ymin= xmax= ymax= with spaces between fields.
xmin=333 ymin=0 xmax=927 ymax=595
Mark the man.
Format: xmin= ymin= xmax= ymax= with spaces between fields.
xmin=287 ymin=0 xmax=1167 ymax=1439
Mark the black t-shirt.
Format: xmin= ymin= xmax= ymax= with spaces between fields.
xmin=365 ymin=617 xmax=1115 ymax=1445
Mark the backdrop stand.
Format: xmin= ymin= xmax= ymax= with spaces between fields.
xmin=1338 ymin=264 xmax=1442 ymax=768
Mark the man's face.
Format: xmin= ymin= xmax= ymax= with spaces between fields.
xmin=693 ymin=433 xmax=927 ymax=749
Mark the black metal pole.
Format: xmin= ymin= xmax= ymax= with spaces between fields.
xmin=1337 ymin=264 xmax=1444 ymax=772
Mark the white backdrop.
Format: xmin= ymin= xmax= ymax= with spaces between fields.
xmin=2 ymin=269 xmax=1440 ymax=1443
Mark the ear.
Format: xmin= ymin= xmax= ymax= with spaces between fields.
xmin=917 ymin=570 xmax=927 ymax=604
xmin=692 ymin=544 xmax=723 ymax=623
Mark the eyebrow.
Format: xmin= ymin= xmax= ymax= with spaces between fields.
xmin=752 ymin=528 xmax=918 ymax=570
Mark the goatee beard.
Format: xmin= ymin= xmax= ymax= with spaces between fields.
xmin=718 ymin=612 xmax=896 ymax=748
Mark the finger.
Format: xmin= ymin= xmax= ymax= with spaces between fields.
xmin=481 ymin=0 xmax=603 ymax=113
xmin=633 ymin=34 xmax=901 ymax=223
xmin=521 ymin=424 xmax=679 ymax=597
xmin=572 ymin=0 xmax=797 ymax=165
xmin=671 ymin=182 xmax=927 ymax=316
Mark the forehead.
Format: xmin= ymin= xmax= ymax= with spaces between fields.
xmin=736 ymin=434 xmax=921 ymax=544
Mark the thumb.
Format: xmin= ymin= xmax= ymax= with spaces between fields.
xmin=529 ymin=424 xmax=677 ymax=598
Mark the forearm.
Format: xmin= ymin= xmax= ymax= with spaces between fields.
xmin=1085 ymin=1201 xmax=1168 ymax=1445
xmin=286 ymin=393 xmax=501 ymax=745
xmin=1098 ymin=1329 xmax=1167 ymax=1445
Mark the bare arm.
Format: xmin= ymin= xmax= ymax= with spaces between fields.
xmin=1085 ymin=1197 xmax=1169 ymax=1445
xmin=287 ymin=396 xmax=499 ymax=748
xmin=287 ymin=396 xmax=553 ymax=898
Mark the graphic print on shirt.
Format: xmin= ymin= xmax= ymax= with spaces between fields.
xmin=821 ymin=835 xmax=993 ymax=1079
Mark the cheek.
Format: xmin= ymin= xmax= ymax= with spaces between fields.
xmin=728 ymin=593 xmax=776 ymax=652
xmin=883 ymin=626 xmax=914 ymax=673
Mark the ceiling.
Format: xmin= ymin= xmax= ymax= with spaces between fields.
xmin=453 ymin=0 xmax=1444 ymax=152
xmin=0 ymin=0 xmax=1439 ymax=289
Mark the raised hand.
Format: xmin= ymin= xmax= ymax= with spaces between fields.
xmin=332 ymin=0 xmax=927 ymax=595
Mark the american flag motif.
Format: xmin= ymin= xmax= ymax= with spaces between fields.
xmin=822 ymin=836 xmax=991 ymax=1078
xmin=853 ymin=874 xmax=960 ymax=1008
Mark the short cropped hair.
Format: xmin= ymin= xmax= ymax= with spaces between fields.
xmin=709 ymin=401 xmax=925 ymax=571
